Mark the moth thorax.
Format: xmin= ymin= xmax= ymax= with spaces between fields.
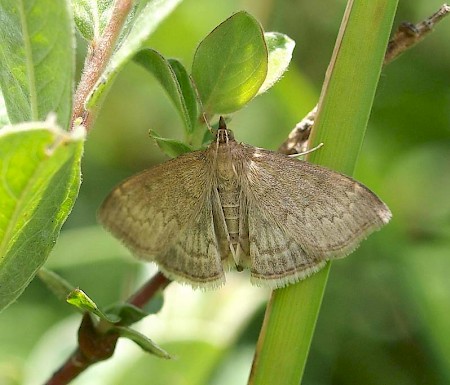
xmin=216 ymin=128 xmax=235 ymax=143
xmin=216 ymin=145 xmax=238 ymax=182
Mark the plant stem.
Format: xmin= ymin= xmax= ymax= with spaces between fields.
xmin=127 ymin=272 xmax=171 ymax=308
xmin=44 ymin=273 xmax=170 ymax=385
xmin=250 ymin=265 xmax=330 ymax=383
xmin=70 ymin=0 xmax=133 ymax=132
xmin=45 ymin=350 xmax=88 ymax=385
xmin=385 ymin=3 xmax=450 ymax=63
xmin=249 ymin=1 xmax=398 ymax=384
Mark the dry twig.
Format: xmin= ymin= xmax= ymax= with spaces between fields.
xmin=278 ymin=4 xmax=450 ymax=155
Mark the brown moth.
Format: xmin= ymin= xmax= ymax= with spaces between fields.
xmin=99 ymin=117 xmax=391 ymax=289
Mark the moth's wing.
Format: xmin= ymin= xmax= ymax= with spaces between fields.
xmin=156 ymin=193 xmax=226 ymax=288
xmin=246 ymin=205 xmax=327 ymax=288
xmin=99 ymin=150 xmax=225 ymax=287
xmin=238 ymin=146 xmax=391 ymax=288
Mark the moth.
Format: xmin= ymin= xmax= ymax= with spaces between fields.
xmin=99 ymin=118 xmax=391 ymax=289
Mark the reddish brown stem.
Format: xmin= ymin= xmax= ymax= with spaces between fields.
xmin=45 ymin=314 xmax=118 ymax=385
xmin=127 ymin=272 xmax=171 ymax=308
xmin=44 ymin=273 xmax=170 ymax=385
xmin=45 ymin=350 xmax=88 ymax=385
xmin=70 ymin=0 xmax=133 ymax=132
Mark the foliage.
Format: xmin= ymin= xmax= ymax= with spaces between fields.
xmin=0 ymin=123 xmax=83 ymax=310
xmin=0 ymin=0 xmax=449 ymax=384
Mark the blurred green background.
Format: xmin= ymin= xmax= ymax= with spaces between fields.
xmin=1 ymin=0 xmax=449 ymax=384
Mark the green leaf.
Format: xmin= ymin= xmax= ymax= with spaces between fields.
xmin=115 ymin=326 xmax=171 ymax=359
xmin=134 ymin=49 xmax=198 ymax=134
xmin=168 ymin=58 xmax=199 ymax=133
xmin=0 ymin=0 xmax=74 ymax=128
xmin=71 ymin=0 xmax=114 ymax=41
xmin=149 ymin=129 xmax=193 ymax=157
xmin=191 ymin=11 xmax=268 ymax=115
xmin=257 ymin=32 xmax=295 ymax=95
xmin=86 ymin=0 xmax=183 ymax=110
xmin=0 ymin=120 xmax=84 ymax=312
xmin=37 ymin=267 xmax=75 ymax=302
xmin=67 ymin=288 xmax=120 ymax=323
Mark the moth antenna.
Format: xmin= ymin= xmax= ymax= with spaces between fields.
xmin=289 ymin=142 xmax=324 ymax=158
xmin=190 ymin=74 xmax=213 ymax=134
xmin=201 ymin=111 xmax=214 ymax=134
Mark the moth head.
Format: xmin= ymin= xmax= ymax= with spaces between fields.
xmin=215 ymin=116 xmax=235 ymax=143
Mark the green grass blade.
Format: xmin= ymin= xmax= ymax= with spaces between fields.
xmin=249 ymin=1 xmax=398 ymax=384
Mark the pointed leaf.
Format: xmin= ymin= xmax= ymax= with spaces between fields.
xmin=134 ymin=49 xmax=197 ymax=134
xmin=257 ymin=32 xmax=295 ymax=95
xmin=0 ymin=0 xmax=74 ymax=127
xmin=67 ymin=288 xmax=120 ymax=323
xmin=71 ymin=0 xmax=114 ymax=41
xmin=191 ymin=11 xmax=268 ymax=115
xmin=86 ymin=0 xmax=183 ymax=110
xmin=115 ymin=326 xmax=171 ymax=359
xmin=0 ymin=120 xmax=84 ymax=312
xmin=66 ymin=288 xmax=98 ymax=312
xmin=149 ymin=129 xmax=193 ymax=157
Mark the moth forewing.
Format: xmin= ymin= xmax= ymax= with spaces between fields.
xmin=98 ymin=151 xmax=213 ymax=261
